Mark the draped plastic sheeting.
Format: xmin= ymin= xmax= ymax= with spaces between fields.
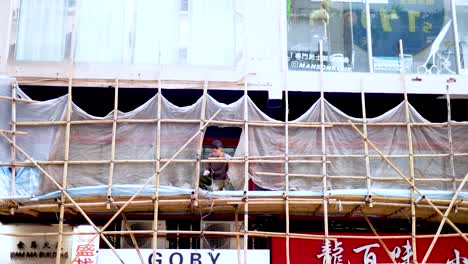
xmin=0 ymin=78 xmax=467 ymax=198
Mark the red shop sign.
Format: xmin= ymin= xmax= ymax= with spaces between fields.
xmin=272 ymin=233 xmax=467 ymax=264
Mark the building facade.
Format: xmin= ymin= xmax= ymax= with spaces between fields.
xmin=0 ymin=0 xmax=467 ymax=263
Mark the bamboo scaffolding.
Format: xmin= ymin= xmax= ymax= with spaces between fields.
xmin=106 ymin=79 xmax=119 ymax=208
xmin=0 ymin=129 xmax=27 ymax=135
xmin=0 ymin=133 xmax=126 ymax=264
xmin=348 ymin=121 xmax=468 ymax=243
xmin=319 ymin=40 xmax=331 ymax=264
xmin=0 ymin=95 xmax=38 ymax=103
xmin=361 ymin=82 xmax=373 ymax=204
xmin=152 ymin=76 xmax=163 ymax=264
xmin=399 ymin=40 xmax=418 ymax=264
xmin=243 ymin=76 xmax=249 ymax=264
xmin=1 ymin=229 xmax=466 ymax=240
xmin=17 ymin=118 xmax=468 ymax=127
xmin=75 ymin=109 xmax=223 ymax=257
xmin=363 ymin=214 xmax=398 ymax=264
xmin=193 ymin=79 xmax=208 ymax=207
xmin=446 ymin=84 xmax=457 ymax=192
xmin=56 ymin=76 xmax=73 ymax=264
xmin=285 ymin=81 xmax=291 ymax=264
xmin=10 ymin=82 xmax=17 ymax=202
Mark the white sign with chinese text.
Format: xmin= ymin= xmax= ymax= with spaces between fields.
xmin=0 ymin=224 xmax=73 ymax=264
xmin=71 ymin=225 xmax=100 ymax=264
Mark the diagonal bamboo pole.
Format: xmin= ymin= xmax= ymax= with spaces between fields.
xmin=84 ymin=109 xmax=223 ymax=249
xmin=348 ymin=121 xmax=468 ymax=243
xmin=0 ymin=132 xmax=126 ymax=264
xmin=363 ymin=214 xmax=397 ymax=264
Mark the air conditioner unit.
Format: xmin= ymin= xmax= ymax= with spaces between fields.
xmin=201 ymin=221 xmax=244 ymax=250
xmin=120 ymin=220 xmax=168 ymax=249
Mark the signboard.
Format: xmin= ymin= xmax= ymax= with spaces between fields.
xmin=71 ymin=225 xmax=100 ymax=264
xmin=0 ymin=224 xmax=73 ymax=264
xmin=272 ymin=233 xmax=468 ymax=264
xmin=98 ymin=249 xmax=270 ymax=264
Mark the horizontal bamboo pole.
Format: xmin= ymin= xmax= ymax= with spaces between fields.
xmin=0 ymin=228 xmax=466 ymax=240
xmin=0 ymin=129 xmax=27 ymax=135
xmin=0 ymin=95 xmax=38 ymax=103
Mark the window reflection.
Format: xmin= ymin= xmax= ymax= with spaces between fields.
xmin=368 ymin=0 xmax=456 ymax=74
xmin=456 ymin=0 xmax=468 ymax=73
xmin=287 ymin=0 xmax=369 ymax=72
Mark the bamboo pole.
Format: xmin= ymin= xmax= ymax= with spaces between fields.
xmin=445 ymin=84 xmax=457 ymax=192
xmin=0 ymin=132 xmax=126 ymax=264
xmin=56 ymin=76 xmax=73 ymax=264
xmin=152 ymin=75 xmax=163 ymax=264
xmin=106 ymin=79 xmax=119 ymax=209
xmin=399 ymin=39 xmax=417 ymax=264
xmin=421 ymin=170 xmax=468 ymax=263
xmin=235 ymin=205 xmax=241 ymax=264
xmin=1 ymin=229 xmax=465 ymax=240
xmin=111 ymin=202 xmax=145 ymax=264
xmin=9 ymin=82 xmax=17 ymax=202
xmin=285 ymin=78 xmax=291 ymax=264
xmin=319 ymin=40 xmax=331 ymax=264
xmin=363 ymin=215 xmax=398 ymax=264
xmin=85 ymin=109 xmax=223 ymax=250
xmin=242 ymin=77 xmax=250 ymax=264
xmin=193 ymin=79 xmax=208 ymax=206
xmin=0 ymin=95 xmax=38 ymax=103
xmin=361 ymin=82 xmax=373 ymax=203
xmin=0 ymin=129 xmax=27 ymax=135
xmin=348 ymin=121 xmax=468 ymax=243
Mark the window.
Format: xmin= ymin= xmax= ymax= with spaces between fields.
xmin=369 ymin=0 xmax=456 ymax=74
xmin=287 ymin=0 xmax=369 ymax=72
xmin=456 ymin=0 xmax=468 ymax=73
xmin=15 ymin=0 xmax=71 ymax=61
xmin=12 ymin=0 xmax=242 ymax=66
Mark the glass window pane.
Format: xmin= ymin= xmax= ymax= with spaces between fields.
xmin=369 ymin=0 xmax=456 ymax=74
xmin=75 ymin=0 xmax=131 ymax=63
xmin=15 ymin=0 xmax=69 ymax=61
xmin=456 ymin=0 xmax=468 ymax=73
xmin=189 ymin=0 xmax=236 ymax=66
xmin=287 ymin=0 xmax=369 ymax=72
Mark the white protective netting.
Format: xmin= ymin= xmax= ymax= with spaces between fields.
xmin=0 ymin=78 xmax=467 ymax=197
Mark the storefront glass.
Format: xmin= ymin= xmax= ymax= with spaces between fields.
xmin=456 ymin=0 xmax=468 ymax=73
xmin=369 ymin=0 xmax=456 ymax=74
xmin=287 ymin=0 xmax=369 ymax=72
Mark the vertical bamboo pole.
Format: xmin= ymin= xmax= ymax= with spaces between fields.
xmin=420 ymin=82 xmax=468 ymax=264
xmin=56 ymin=77 xmax=72 ymax=264
xmin=152 ymin=77 xmax=163 ymax=264
xmin=399 ymin=40 xmax=417 ymax=264
xmin=284 ymin=74 xmax=291 ymax=264
xmin=319 ymin=40 xmax=331 ymax=264
xmin=9 ymin=81 xmax=16 ymax=203
xmin=193 ymin=79 xmax=208 ymax=206
xmin=243 ymin=76 xmax=250 ymax=264
xmin=445 ymin=84 xmax=457 ymax=192
xmin=107 ymin=79 xmax=119 ymax=209
xmin=235 ymin=205 xmax=241 ymax=264
xmin=360 ymin=81 xmax=372 ymax=201
xmin=56 ymin=13 xmax=77 ymax=264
